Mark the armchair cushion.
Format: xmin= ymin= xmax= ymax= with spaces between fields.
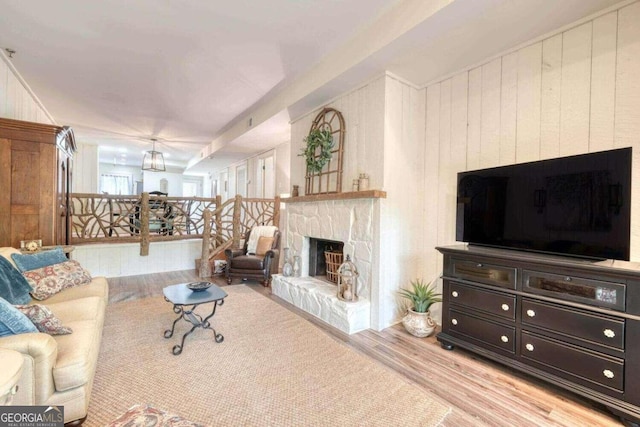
xmin=0 ymin=297 xmax=37 ymax=337
xmin=231 ymin=255 xmax=267 ymax=270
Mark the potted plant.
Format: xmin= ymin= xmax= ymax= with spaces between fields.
xmin=398 ymin=278 xmax=442 ymax=337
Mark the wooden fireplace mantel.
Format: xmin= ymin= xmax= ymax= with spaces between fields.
xmin=282 ymin=189 xmax=386 ymax=204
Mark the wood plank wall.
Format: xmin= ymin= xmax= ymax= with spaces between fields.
xmin=426 ymin=2 xmax=640 ymax=276
xmin=0 ymin=55 xmax=53 ymax=124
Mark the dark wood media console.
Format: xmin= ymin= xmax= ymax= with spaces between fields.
xmin=437 ymin=244 xmax=640 ymax=425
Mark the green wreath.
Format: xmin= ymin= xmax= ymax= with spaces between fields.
xmin=299 ymin=128 xmax=334 ymax=173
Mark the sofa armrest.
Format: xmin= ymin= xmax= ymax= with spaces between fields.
xmin=0 ymin=332 xmax=58 ymax=405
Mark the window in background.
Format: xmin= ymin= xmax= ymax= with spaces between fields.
xmin=100 ymin=173 xmax=132 ymax=195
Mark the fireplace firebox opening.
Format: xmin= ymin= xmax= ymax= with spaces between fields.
xmin=308 ymin=238 xmax=344 ymax=283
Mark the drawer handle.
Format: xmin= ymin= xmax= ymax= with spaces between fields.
xmin=526 ymin=309 xmax=536 ymax=317
xmin=500 ymin=335 xmax=509 ymax=343
xmin=525 ymin=343 xmax=534 ymax=351
xmin=476 ymin=263 xmax=483 ymax=268
xmin=603 ymin=369 xmax=615 ymax=379
xmin=452 ymin=291 xmax=459 ymax=298
xmin=501 ymin=303 xmax=510 ymax=311
xmin=451 ymin=319 xmax=458 ymax=326
xmin=603 ymin=329 xmax=616 ymax=338
xmin=564 ymin=276 xmax=572 ymax=282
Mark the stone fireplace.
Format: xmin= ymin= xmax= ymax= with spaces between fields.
xmin=272 ymin=191 xmax=385 ymax=334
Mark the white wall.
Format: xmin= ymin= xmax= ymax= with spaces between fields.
xmin=423 ymin=1 xmax=640 ymax=278
xmin=291 ymin=75 xmax=386 ymax=195
xmin=0 ymin=52 xmax=54 ymax=124
xmin=143 ymin=170 xmax=183 ymax=196
xmin=72 ymin=143 xmax=100 ymax=193
xmin=275 ymin=141 xmax=291 ymax=197
xmin=378 ymin=77 xmax=428 ymax=327
xmin=72 ymin=240 xmax=202 ymax=277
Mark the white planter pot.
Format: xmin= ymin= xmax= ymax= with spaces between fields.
xmin=402 ymin=308 xmax=436 ymax=338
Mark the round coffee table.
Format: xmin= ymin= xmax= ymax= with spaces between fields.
xmin=162 ymin=282 xmax=227 ymax=355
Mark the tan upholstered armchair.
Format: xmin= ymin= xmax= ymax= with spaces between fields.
xmin=225 ymin=227 xmax=280 ymax=287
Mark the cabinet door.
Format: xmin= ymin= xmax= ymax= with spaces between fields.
xmin=8 ymin=140 xmax=56 ymax=247
xmin=56 ymin=152 xmax=70 ymax=245
xmin=0 ymin=140 xmax=11 ymax=246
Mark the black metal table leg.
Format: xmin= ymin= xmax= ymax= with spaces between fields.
xmin=165 ymin=298 xmax=225 ymax=355
xmin=164 ymin=304 xmax=183 ymax=338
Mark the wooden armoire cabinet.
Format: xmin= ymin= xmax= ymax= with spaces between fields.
xmin=0 ymin=118 xmax=76 ymax=248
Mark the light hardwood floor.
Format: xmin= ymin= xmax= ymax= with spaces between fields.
xmin=107 ymin=271 xmax=623 ymax=426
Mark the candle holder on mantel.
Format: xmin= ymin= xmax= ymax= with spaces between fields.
xmin=336 ymin=255 xmax=359 ymax=302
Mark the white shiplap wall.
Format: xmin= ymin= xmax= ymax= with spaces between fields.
xmin=425 ymin=1 xmax=640 ymax=272
xmin=72 ymin=143 xmax=100 ymax=193
xmin=0 ymin=54 xmax=54 ymax=124
xmin=290 ymin=76 xmax=386 ymax=196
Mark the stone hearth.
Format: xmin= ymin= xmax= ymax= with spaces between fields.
xmin=273 ymin=191 xmax=385 ymax=334
xmin=272 ymin=276 xmax=370 ymax=334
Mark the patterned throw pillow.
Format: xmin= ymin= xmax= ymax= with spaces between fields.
xmin=23 ymin=260 xmax=92 ymax=301
xmin=14 ymin=304 xmax=72 ymax=335
xmin=0 ymin=297 xmax=37 ymax=337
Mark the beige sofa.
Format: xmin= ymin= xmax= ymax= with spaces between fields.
xmin=0 ymin=247 xmax=108 ymax=425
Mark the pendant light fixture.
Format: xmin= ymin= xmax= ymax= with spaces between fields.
xmin=141 ymin=138 xmax=166 ymax=172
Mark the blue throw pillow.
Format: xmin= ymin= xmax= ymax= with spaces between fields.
xmin=0 ymin=256 xmax=32 ymax=305
xmin=0 ymin=297 xmax=37 ymax=337
xmin=11 ymin=248 xmax=68 ymax=272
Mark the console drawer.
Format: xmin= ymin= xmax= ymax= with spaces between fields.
xmin=449 ymin=309 xmax=515 ymax=354
xmin=523 ymin=270 xmax=625 ymax=311
xmin=450 ymin=282 xmax=516 ymax=320
xmin=522 ymin=299 xmax=624 ymax=351
xmin=451 ymin=258 xmax=516 ymax=289
xmin=521 ymin=332 xmax=624 ymax=392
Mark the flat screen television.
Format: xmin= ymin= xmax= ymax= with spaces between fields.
xmin=456 ymin=147 xmax=632 ymax=260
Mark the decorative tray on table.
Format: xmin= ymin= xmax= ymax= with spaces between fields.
xmin=186 ymin=282 xmax=212 ymax=292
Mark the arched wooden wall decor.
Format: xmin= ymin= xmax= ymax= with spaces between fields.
xmin=305 ymin=107 xmax=345 ymax=195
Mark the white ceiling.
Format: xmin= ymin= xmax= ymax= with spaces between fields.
xmin=0 ymin=0 xmax=622 ymax=172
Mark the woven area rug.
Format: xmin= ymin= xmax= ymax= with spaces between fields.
xmin=105 ymin=404 xmax=204 ymax=427
xmin=86 ymin=285 xmax=451 ymax=426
